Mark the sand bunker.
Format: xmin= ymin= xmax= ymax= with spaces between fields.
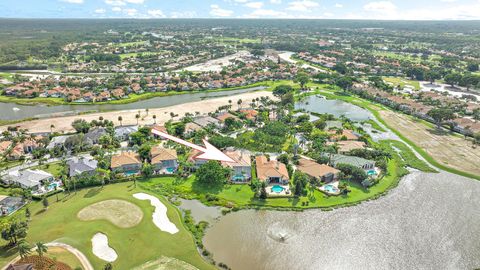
xmin=133 ymin=193 xmax=179 ymax=234
xmin=77 ymin=199 xmax=143 ymax=228
xmin=91 ymin=233 xmax=117 ymax=262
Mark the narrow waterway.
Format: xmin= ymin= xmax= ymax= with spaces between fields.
xmin=0 ymin=86 xmax=266 ymax=121
xmin=203 ymin=171 xmax=480 ymax=270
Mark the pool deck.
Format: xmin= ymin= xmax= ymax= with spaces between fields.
xmin=266 ymin=185 xmax=292 ymax=197
xmin=318 ymin=181 xmax=341 ymax=195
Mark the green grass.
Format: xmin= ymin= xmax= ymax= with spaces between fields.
xmin=47 ymin=246 xmax=84 ymax=269
xmin=364 ymin=119 xmax=386 ymax=132
xmin=0 ymin=73 xmax=14 ymax=81
xmin=383 ymin=77 xmax=421 ymax=90
xmin=31 ymin=162 xmax=63 ymax=177
xmin=0 ymin=182 xmax=215 ymax=270
xmin=380 ymin=140 xmax=437 ymax=173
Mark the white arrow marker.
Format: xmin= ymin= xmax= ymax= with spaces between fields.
xmin=151 ymin=128 xmax=234 ymax=163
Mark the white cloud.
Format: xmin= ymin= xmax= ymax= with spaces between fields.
xmin=147 ymin=9 xmax=165 ymax=18
xmin=323 ymin=12 xmax=334 ymax=17
xmin=60 ymin=0 xmax=84 ymax=3
xmin=335 ymin=3 xmax=343 ymax=8
xmin=245 ymin=1 xmax=264 ymax=9
xmin=286 ymin=0 xmax=319 ymax=12
xmin=248 ymin=9 xmax=287 ymax=17
xmin=234 ymin=0 xmax=249 ymax=2
xmin=210 ymin=4 xmax=234 ymax=17
xmin=124 ymin=8 xmax=138 ymax=16
xmin=270 ymin=0 xmax=282 ymax=3
xmin=363 ymin=1 xmax=397 ymax=13
xmin=94 ymin=8 xmax=106 ymax=14
xmin=112 ymin=7 xmax=122 ymax=12
xmin=170 ymin=11 xmax=197 ymax=18
xmin=125 ymin=0 xmax=144 ymax=3
xmin=440 ymin=0 xmax=457 ymax=2
xmin=105 ymin=0 xmax=126 ymax=6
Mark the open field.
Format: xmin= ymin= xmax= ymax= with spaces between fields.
xmin=379 ymin=109 xmax=480 ymax=176
xmin=0 ymin=90 xmax=275 ymax=133
xmin=0 ymin=183 xmax=214 ymax=270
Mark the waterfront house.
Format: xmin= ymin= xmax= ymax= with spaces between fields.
xmin=329 ymin=154 xmax=375 ymax=171
xmin=255 ymin=155 xmax=289 ymax=185
xmin=297 ymin=158 xmax=340 ymax=183
xmin=187 ymin=149 xmax=209 ymax=168
xmin=111 ymin=152 xmax=142 ymax=176
xmin=85 ymin=127 xmax=107 ymax=145
xmin=221 ymin=149 xmax=252 ymax=183
xmin=328 ymin=129 xmax=359 ymax=141
xmin=150 ymin=146 xmax=178 ymax=174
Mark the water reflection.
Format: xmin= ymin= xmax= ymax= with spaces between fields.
xmin=203 ymin=171 xmax=480 ymax=270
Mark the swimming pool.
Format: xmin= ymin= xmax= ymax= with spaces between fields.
xmin=166 ymin=167 xmax=176 ymax=173
xmin=271 ymin=185 xmax=285 ymax=193
xmin=124 ymin=170 xmax=138 ymax=176
xmin=48 ymin=183 xmax=58 ymax=190
xmin=367 ymin=170 xmax=377 ymax=176
xmin=323 ymin=184 xmax=339 ymax=193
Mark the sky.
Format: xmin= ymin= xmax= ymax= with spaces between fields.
xmin=0 ymin=0 xmax=480 ymax=20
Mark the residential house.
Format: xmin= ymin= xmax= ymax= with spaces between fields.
xmin=221 ymin=149 xmax=252 ymax=183
xmin=327 ymin=141 xmax=366 ymax=154
xmin=111 ymin=151 xmax=142 ymax=176
xmin=0 ymin=141 xmax=13 ymax=156
xmin=2 ymin=169 xmax=54 ymax=194
xmin=187 ymin=149 xmax=209 ymax=168
xmin=67 ymin=156 xmax=98 ymax=177
xmin=328 ymin=129 xmax=359 ymax=141
xmin=239 ymin=109 xmax=258 ymax=120
xmin=85 ymin=127 xmax=107 ymax=145
xmin=193 ymin=115 xmax=221 ymax=128
xmin=150 ymin=146 xmax=178 ymax=174
xmin=184 ymin=122 xmax=202 ymax=137
xmin=297 ymin=158 xmax=340 ymax=183
xmin=255 ymin=155 xmax=289 ymax=185
xmin=329 ymin=154 xmax=375 ymax=171
xmin=215 ymin=112 xmax=240 ymax=123
xmin=46 ymin=135 xmax=71 ymax=150
xmin=114 ymin=125 xmax=138 ymax=141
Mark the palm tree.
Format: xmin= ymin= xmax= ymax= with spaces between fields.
xmin=146 ymin=108 xmax=149 ymax=116
xmin=104 ymin=263 xmax=113 ymax=270
xmin=50 ymin=124 xmax=55 ymax=133
xmin=135 ymin=114 xmax=140 ymax=125
xmin=99 ymin=116 xmax=104 ymax=121
xmin=17 ymin=240 xmax=31 ymax=259
xmin=152 ymin=114 xmax=157 ymax=124
xmin=237 ymin=99 xmax=242 ymax=110
xmin=36 ymin=241 xmax=48 ymax=267
xmin=118 ymin=116 xmax=123 ymax=126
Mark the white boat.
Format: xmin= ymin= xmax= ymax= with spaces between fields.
xmin=12 ymin=107 xmax=20 ymax=111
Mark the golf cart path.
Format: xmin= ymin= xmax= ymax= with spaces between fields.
xmin=1 ymin=242 xmax=93 ymax=270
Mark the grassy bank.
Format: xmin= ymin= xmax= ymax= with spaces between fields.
xmin=0 ymin=182 xmax=215 ymax=270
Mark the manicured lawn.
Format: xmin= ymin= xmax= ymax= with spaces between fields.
xmin=0 ymin=182 xmax=215 ymax=270
xmin=383 ymin=76 xmax=421 ymax=90
xmin=32 ymin=162 xmax=63 ymax=177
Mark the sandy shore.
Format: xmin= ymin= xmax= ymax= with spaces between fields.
xmin=0 ymin=91 xmax=274 ymax=133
